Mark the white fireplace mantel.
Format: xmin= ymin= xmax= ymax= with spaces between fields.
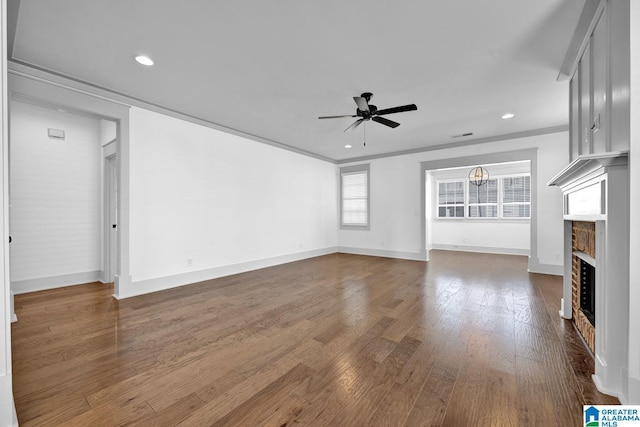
xmin=547 ymin=151 xmax=629 ymax=188
xmin=548 ymin=150 xmax=630 ymax=402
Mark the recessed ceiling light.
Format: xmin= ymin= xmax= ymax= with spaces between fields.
xmin=135 ymin=55 xmax=154 ymax=66
xmin=345 ymin=144 xmax=352 ymax=149
xmin=502 ymin=113 xmax=515 ymax=119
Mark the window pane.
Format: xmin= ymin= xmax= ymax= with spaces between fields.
xmin=469 ymin=184 xmax=478 ymax=204
xmin=501 ymin=176 xmax=530 ymax=217
xmin=487 ymin=180 xmax=498 ymax=203
xmin=342 ymin=170 xmax=368 ymax=226
xmin=503 ymin=204 xmax=530 ymax=218
xmin=437 ymin=180 xmax=465 ymax=217
xmin=503 ymin=176 xmax=530 ymax=203
xmin=342 ymin=199 xmax=367 ymax=224
xmin=503 ymin=177 xmax=514 ymax=203
xmin=343 ymin=173 xmax=367 ymax=199
xmin=453 ymin=181 xmax=464 ymax=204
xmin=468 ymin=179 xmax=497 ymax=204
xmin=438 ymin=183 xmax=447 ymax=204
xmin=468 ymin=204 xmax=498 ymax=218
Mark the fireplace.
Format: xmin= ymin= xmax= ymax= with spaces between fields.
xmin=548 ymin=151 xmax=629 ymax=400
xmin=571 ymin=221 xmax=596 ymax=352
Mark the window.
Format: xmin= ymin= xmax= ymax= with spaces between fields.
xmin=468 ymin=179 xmax=498 ymax=218
xmin=340 ymin=164 xmax=369 ymax=228
xmin=501 ymin=175 xmax=530 ymax=218
xmin=436 ymin=174 xmax=530 ymax=219
xmin=437 ymin=181 xmax=465 ymax=218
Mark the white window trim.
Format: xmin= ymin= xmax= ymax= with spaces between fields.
xmin=340 ymin=164 xmax=370 ymax=230
xmin=436 ymin=178 xmax=466 ymax=219
xmin=500 ymin=174 xmax=531 ymax=220
xmin=435 ymin=174 xmax=531 ymax=220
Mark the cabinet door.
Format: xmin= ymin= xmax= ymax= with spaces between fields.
xmin=591 ymin=10 xmax=608 ymax=153
xmin=579 ymin=45 xmax=592 ymax=156
xmin=570 ymin=73 xmax=580 ymax=161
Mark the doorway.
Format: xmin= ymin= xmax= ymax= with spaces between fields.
xmin=425 ymin=160 xmax=532 ymax=257
xmin=420 ymin=149 xmax=539 ymax=271
xmin=8 ymin=99 xmax=119 ymax=296
xmin=104 ymin=152 xmax=118 ymax=283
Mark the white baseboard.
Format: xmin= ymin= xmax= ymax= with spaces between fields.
xmin=592 ymin=373 xmax=625 ymax=403
xmin=527 ymin=257 xmax=564 ymax=276
xmin=431 ymin=243 xmax=529 ymax=257
xmin=337 ymin=246 xmax=427 ymax=262
xmin=11 ymin=270 xmax=102 ymax=294
xmin=558 ymin=298 xmax=572 ymax=319
xmin=114 ymin=247 xmax=339 ymax=299
xmin=10 ymin=291 xmax=16 ymax=323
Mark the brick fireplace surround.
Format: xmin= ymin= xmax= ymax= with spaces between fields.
xmin=571 ymin=221 xmax=595 ymax=352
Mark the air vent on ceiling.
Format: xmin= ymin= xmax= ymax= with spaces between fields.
xmin=450 ymin=132 xmax=473 ymax=139
xmin=48 ymin=128 xmax=65 ymax=140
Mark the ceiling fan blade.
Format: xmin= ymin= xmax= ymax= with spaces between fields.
xmin=375 ymin=104 xmax=417 ymax=116
xmin=372 ymin=116 xmax=400 ymax=128
xmin=318 ymin=114 xmax=357 ymax=119
xmin=344 ymin=119 xmax=364 ymax=133
xmin=353 ymin=96 xmax=370 ymax=112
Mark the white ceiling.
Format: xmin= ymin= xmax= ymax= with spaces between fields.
xmin=9 ymin=0 xmax=584 ymax=162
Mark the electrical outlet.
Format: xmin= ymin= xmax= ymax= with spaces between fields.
xmin=186 ymin=258 xmax=193 ymax=267
xmin=555 ymin=253 xmax=561 ymax=261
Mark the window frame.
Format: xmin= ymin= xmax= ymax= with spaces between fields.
xmin=467 ymin=178 xmax=499 ymax=219
xmin=340 ymin=164 xmax=370 ymax=230
xmin=436 ymin=179 xmax=466 ymax=219
xmin=500 ymin=174 xmax=531 ymax=219
xmin=435 ymin=173 xmax=531 ymax=220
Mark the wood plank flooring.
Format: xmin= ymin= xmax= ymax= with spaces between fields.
xmin=11 ymin=251 xmax=618 ymax=426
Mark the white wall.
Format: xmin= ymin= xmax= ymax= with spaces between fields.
xmin=0 ymin=2 xmax=17 ymax=424
xmin=338 ymin=131 xmax=568 ymax=273
xmin=432 ymin=221 xmax=529 ymax=254
xmin=339 ymin=154 xmax=425 ymax=260
xmin=628 ymin=0 xmax=640 ymax=405
xmin=127 ymin=107 xmax=337 ymax=294
xmin=430 ymin=162 xmax=530 ymax=255
xmin=9 ymin=101 xmax=102 ymax=292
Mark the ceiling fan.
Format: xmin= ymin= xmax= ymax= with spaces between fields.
xmin=319 ymin=92 xmax=417 ymax=133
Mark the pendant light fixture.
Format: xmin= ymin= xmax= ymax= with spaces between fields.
xmin=468 ymin=166 xmax=489 ymax=186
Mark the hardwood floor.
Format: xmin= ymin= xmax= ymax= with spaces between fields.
xmin=11 ymin=251 xmax=618 ymax=426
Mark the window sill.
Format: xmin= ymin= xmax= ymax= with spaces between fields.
xmin=340 ymin=224 xmax=370 ymax=231
xmin=435 ymin=217 xmax=530 ymax=223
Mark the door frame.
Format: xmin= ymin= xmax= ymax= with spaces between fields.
xmin=7 ymin=65 xmax=132 ymax=298
xmin=103 ymin=148 xmax=117 ymax=283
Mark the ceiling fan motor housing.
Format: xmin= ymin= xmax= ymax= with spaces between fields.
xmin=357 ymin=104 xmax=377 ymax=119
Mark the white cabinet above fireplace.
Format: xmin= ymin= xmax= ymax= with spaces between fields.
xmin=547 ymin=151 xmax=628 ymax=221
